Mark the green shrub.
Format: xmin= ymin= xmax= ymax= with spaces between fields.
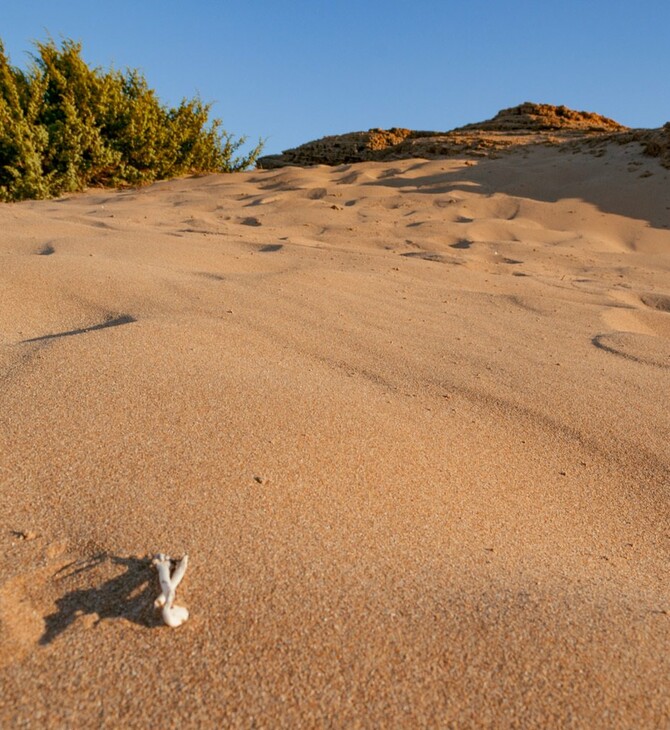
xmin=0 ymin=38 xmax=263 ymax=201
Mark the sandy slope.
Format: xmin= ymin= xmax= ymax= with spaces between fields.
xmin=1 ymin=141 xmax=669 ymax=728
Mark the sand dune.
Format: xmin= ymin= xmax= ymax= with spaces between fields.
xmin=1 ymin=139 xmax=669 ymax=727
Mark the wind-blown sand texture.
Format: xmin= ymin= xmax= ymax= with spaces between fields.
xmin=1 ymin=138 xmax=669 ymax=727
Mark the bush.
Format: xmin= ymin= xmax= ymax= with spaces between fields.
xmin=0 ymin=38 xmax=263 ymax=201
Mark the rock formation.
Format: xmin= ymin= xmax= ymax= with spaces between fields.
xmin=457 ymin=102 xmax=626 ymax=133
xmin=257 ymin=102 xmax=668 ymax=170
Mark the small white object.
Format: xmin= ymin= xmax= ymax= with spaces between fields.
xmin=152 ymin=553 xmax=190 ymax=627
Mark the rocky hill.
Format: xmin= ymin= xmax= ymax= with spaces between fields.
xmin=457 ymin=102 xmax=626 ymax=133
xmin=618 ymin=122 xmax=670 ymax=168
xmin=257 ymin=102 xmax=668 ymax=169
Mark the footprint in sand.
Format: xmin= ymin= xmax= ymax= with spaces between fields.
xmin=596 ymin=293 xmax=670 ymax=367
xmin=400 ymin=251 xmax=454 ymax=263
xmin=239 ymin=216 xmax=262 ymax=227
xmin=0 ymin=569 xmax=50 ymax=669
xmin=0 ymin=540 xmax=69 ymax=669
xmin=195 ymin=272 xmax=226 ymax=281
xmin=601 ymin=306 xmax=656 ymax=337
xmin=640 ymin=292 xmax=670 ymax=313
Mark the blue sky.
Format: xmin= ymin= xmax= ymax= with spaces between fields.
xmin=2 ymin=1 xmax=669 ymax=156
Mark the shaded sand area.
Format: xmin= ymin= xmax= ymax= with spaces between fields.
xmin=1 ymin=141 xmax=669 ymax=727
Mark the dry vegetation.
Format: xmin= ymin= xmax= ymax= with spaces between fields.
xmin=0 ymin=38 xmax=263 ymax=201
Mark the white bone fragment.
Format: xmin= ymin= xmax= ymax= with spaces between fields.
xmin=152 ymin=553 xmax=189 ymax=627
xmin=170 ymin=554 xmax=189 ymax=590
xmin=162 ymin=603 xmax=189 ymax=628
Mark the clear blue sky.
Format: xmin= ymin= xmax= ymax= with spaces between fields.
xmin=2 ymin=1 xmax=669 ymax=156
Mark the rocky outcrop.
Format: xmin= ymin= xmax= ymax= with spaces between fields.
xmin=257 ymin=128 xmax=423 ymax=168
xmin=623 ymin=122 xmax=670 ymax=168
xmin=257 ymin=102 xmax=641 ymax=169
xmin=456 ymin=102 xmax=626 ymax=133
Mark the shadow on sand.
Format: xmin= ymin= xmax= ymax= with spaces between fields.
xmin=365 ymin=153 xmax=670 ymax=230
xmin=22 ymin=315 xmax=136 ymax=344
xmin=40 ymin=553 xmax=160 ymax=645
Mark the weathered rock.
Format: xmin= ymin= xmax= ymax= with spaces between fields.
xmin=456 ymin=102 xmax=627 ymax=133
xmin=257 ymin=128 xmax=423 ymax=168
xmin=256 ymin=103 xmax=670 ymax=170
xmin=626 ymin=122 xmax=670 ymax=168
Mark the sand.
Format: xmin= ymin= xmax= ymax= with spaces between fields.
xmin=1 ymin=140 xmax=669 ymax=728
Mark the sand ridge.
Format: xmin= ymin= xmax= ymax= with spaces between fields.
xmin=1 ymin=139 xmax=669 ymax=727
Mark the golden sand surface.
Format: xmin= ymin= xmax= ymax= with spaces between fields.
xmin=1 ymin=142 xmax=669 ymax=727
